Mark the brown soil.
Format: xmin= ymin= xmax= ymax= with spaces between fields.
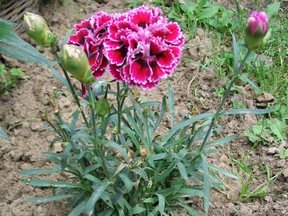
xmin=0 ymin=1 xmax=287 ymax=216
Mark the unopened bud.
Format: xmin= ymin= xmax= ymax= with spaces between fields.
xmin=24 ymin=12 xmax=56 ymax=46
xmin=245 ymin=11 xmax=270 ymax=50
xmin=95 ymin=98 xmax=110 ymax=116
xmin=128 ymin=150 xmax=135 ymax=160
xmin=140 ymin=147 xmax=149 ymax=158
xmin=59 ymin=44 xmax=95 ymax=84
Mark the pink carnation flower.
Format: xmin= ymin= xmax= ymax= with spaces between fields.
xmin=246 ymin=11 xmax=269 ymax=37
xmin=104 ymin=6 xmax=184 ymax=89
xmin=68 ymin=12 xmax=112 ymax=78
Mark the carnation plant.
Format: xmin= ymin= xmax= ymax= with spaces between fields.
xmin=1 ymin=8 xmax=271 ymax=215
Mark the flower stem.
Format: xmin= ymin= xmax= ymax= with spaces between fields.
xmin=116 ymin=82 xmax=121 ymax=134
xmin=87 ymin=85 xmax=110 ymax=177
xmin=87 ymin=85 xmax=97 ymax=141
xmin=198 ymin=50 xmax=251 ymax=153
xmin=60 ymin=67 xmax=89 ymax=127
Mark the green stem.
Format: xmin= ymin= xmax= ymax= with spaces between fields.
xmin=198 ymin=50 xmax=251 ymax=153
xmin=60 ymin=67 xmax=89 ymax=127
xmin=87 ymin=85 xmax=97 ymax=141
xmin=116 ymin=82 xmax=121 ymax=134
xmin=87 ymin=85 xmax=110 ymax=177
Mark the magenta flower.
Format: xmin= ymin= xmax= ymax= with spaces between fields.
xmin=68 ymin=12 xmax=112 ymax=78
xmin=104 ymin=6 xmax=184 ymax=89
xmin=246 ymin=11 xmax=269 ymax=37
xmin=245 ymin=11 xmax=270 ymax=50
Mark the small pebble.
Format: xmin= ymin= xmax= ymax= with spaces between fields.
xmin=267 ymin=147 xmax=278 ymax=155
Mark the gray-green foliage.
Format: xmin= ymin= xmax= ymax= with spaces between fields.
xmin=0 ymin=12 xmax=271 ymax=216
xmin=0 ymin=125 xmax=9 ymax=140
xmin=0 ymin=19 xmax=68 ymax=87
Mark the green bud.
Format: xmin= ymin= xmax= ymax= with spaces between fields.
xmin=95 ymin=98 xmax=110 ymax=116
xmin=59 ymin=44 xmax=95 ymax=84
xmin=24 ymin=12 xmax=56 ymax=47
xmin=245 ymin=11 xmax=270 ymax=50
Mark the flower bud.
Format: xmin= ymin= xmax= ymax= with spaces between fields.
xmin=140 ymin=147 xmax=149 ymax=158
xmin=59 ymin=44 xmax=95 ymax=84
xmin=245 ymin=11 xmax=270 ymax=50
xmin=24 ymin=12 xmax=56 ymax=47
xmin=95 ymin=98 xmax=110 ymax=116
xmin=128 ymin=150 xmax=135 ymax=160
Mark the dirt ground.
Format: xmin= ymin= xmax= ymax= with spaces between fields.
xmin=0 ymin=0 xmax=287 ymax=215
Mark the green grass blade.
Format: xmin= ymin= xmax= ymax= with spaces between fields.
xmin=177 ymin=162 xmax=189 ymax=181
xmin=156 ymin=194 xmax=165 ymax=215
xmin=222 ymin=108 xmax=271 ymax=115
xmin=28 ymin=194 xmax=74 ymax=204
xmin=162 ymin=113 xmax=213 ymax=143
xmin=130 ymin=204 xmax=146 ymax=215
xmin=68 ymin=199 xmax=87 ymax=216
xmin=168 ymin=85 xmax=175 ymax=126
xmin=23 ymin=179 xmax=80 ymax=189
xmin=21 ymin=166 xmax=62 ymax=175
xmin=201 ymin=154 xmax=210 ymax=214
xmin=240 ymin=73 xmax=259 ymax=90
xmin=205 ymin=134 xmax=237 ymax=148
xmin=209 ymin=164 xmax=238 ymax=179
xmin=178 ymin=202 xmax=201 ymax=216
xmin=83 ymin=181 xmax=110 ymax=216
xmin=232 ymin=34 xmax=239 ymax=74
xmin=119 ymin=173 xmax=133 ymax=192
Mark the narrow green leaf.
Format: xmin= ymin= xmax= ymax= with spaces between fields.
xmin=82 ymin=174 xmax=101 ymax=184
xmin=155 ymin=163 xmax=175 ymax=185
xmin=152 ymin=153 xmax=167 ymax=161
xmin=0 ymin=19 xmax=68 ymax=88
xmin=156 ymin=194 xmax=165 ymax=215
xmin=23 ymin=179 xmax=79 ymax=189
xmin=209 ymin=164 xmax=238 ymax=179
xmin=131 ymin=205 xmax=146 ymax=215
xmin=143 ymin=197 xmax=156 ymax=203
xmin=148 ymin=194 xmax=165 ymax=216
xmin=28 ymin=194 xmax=74 ymax=204
xmin=205 ymin=134 xmax=237 ymax=148
xmin=124 ymin=112 xmax=145 ymax=144
xmin=122 ymin=126 xmax=140 ymax=149
xmin=68 ymin=199 xmax=87 ymax=216
xmin=201 ymin=154 xmax=210 ymax=214
xmin=240 ymin=73 xmax=259 ymax=90
xmin=162 ymin=113 xmax=213 ymax=143
xmin=232 ymin=35 xmax=239 ymax=74
xmin=168 ymin=85 xmax=175 ymax=126
xmin=119 ymin=173 xmax=133 ymax=192
xmin=106 ymin=141 xmax=129 ymax=161
xmin=21 ymin=166 xmax=61 ymax=175
xmin=153 ymin=96 xmax=167 ymax=133
xmin=222 ymin=108 xmax=271 ymax=115
xmin=133 ymin=167 xmax=148 ymax=180
xmin=123 ymin=101 xmax=161 ymax=113
xmin=178 ymin=202 xmax=201 ymax=216
xmin=83 ymin=181 xmax=110 ymax=216
xmin=177 ymin=162 xmax=189 ymax=181
xmin=0 ymin=125 xmax=9 ymax=140
xmin=98 ymin=209 xmax=114 ymax=216
xmin=177 ymin=188 xmax=206 ymax=198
